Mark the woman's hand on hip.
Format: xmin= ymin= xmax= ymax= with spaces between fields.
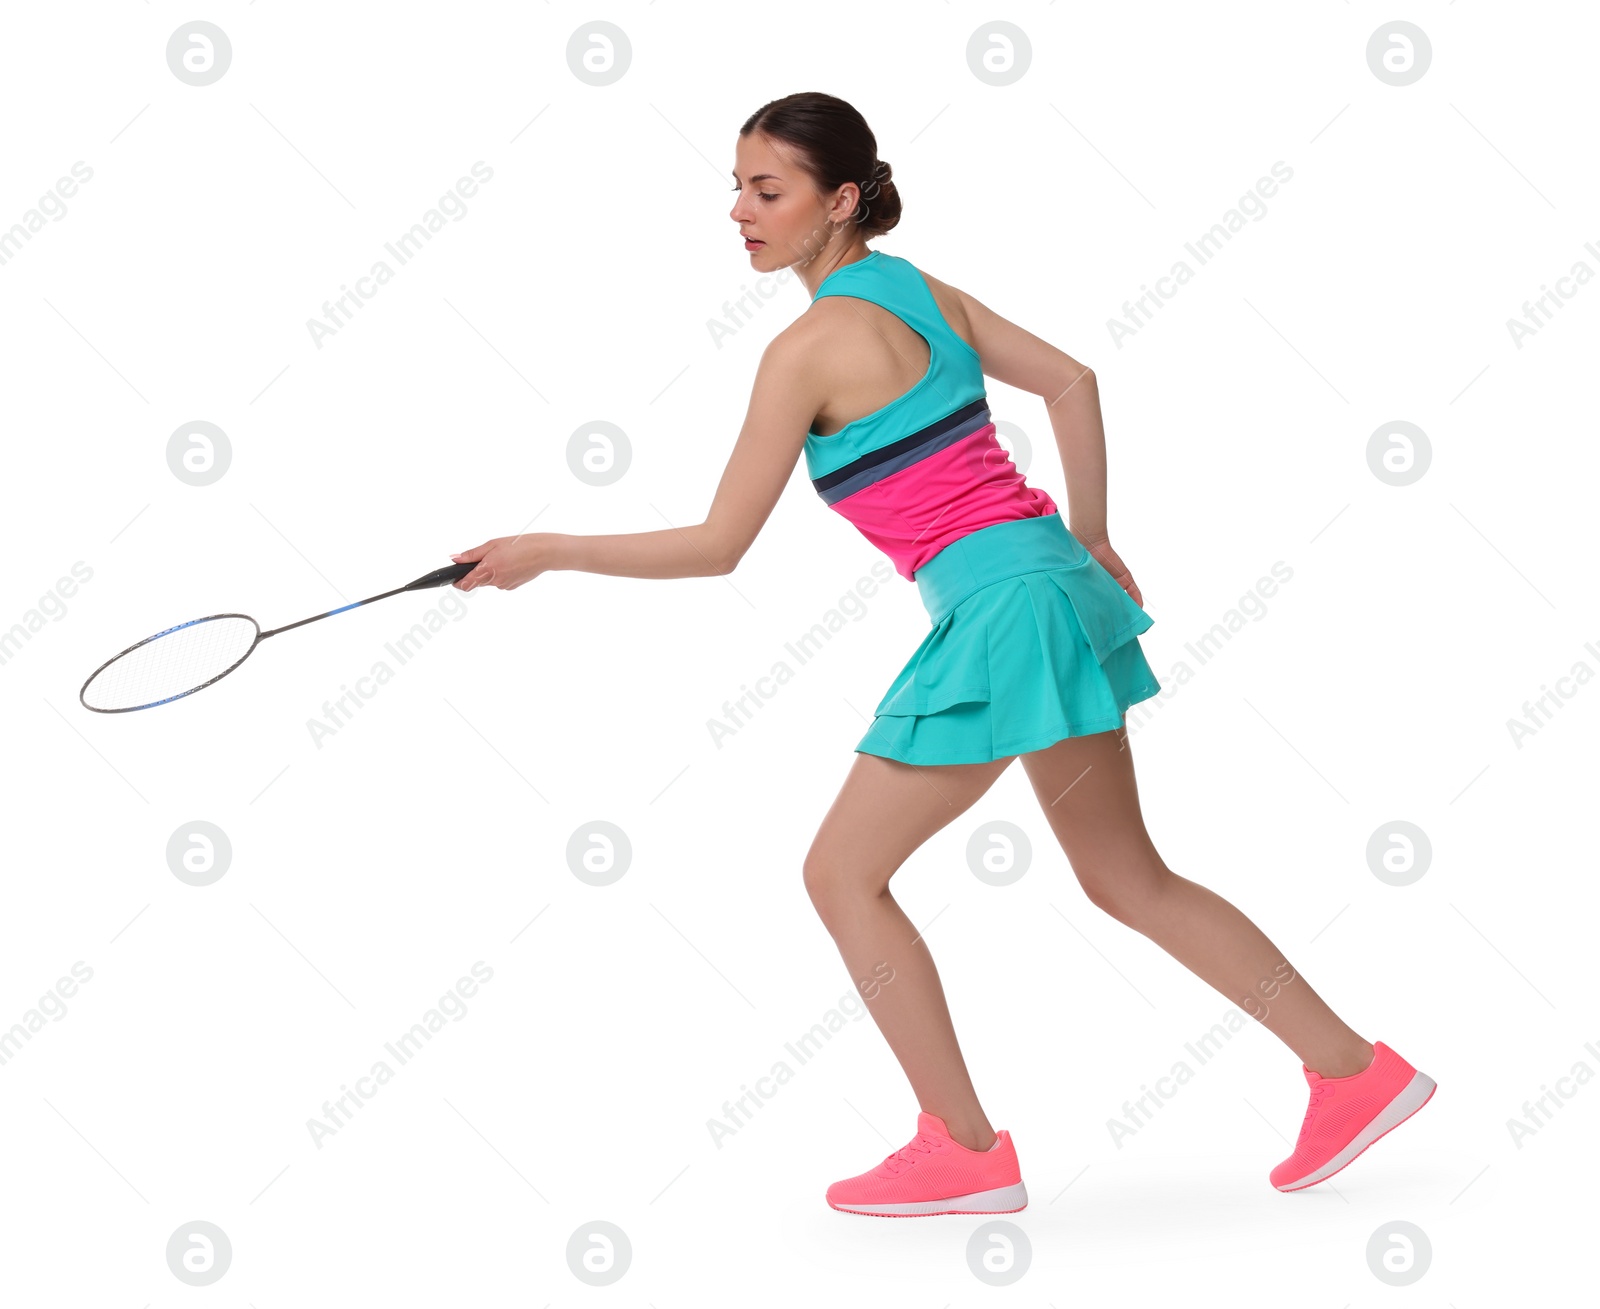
xmin=450 ymin=534 xmax=556 ymax=591
xmin=1079 ymin=535 xmax=1145 ymax=609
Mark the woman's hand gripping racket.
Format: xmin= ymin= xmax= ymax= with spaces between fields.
xmin=79 ymin=562 xmax=476 ymax=713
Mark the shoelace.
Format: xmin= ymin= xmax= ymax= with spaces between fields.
xmin=1296 ymin=1081 xmax=1333 ymax=1143
xmin=881 ymin=1131 xmax=941 ymax=1175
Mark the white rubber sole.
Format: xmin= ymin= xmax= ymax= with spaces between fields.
xmin=1276 ymin=1068 xmax=1437 ymax=1191
xmin=830 ymin=1181 xmax=1029 ymax=1217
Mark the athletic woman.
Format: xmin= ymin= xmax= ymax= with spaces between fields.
xmin=450 ymin=92 xmax=1436 ymax=1218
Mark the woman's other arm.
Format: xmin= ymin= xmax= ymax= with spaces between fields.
xmin=940 ymin=279 xmax=1143 ymax=606
xmin=949 ymin=282 xmax=1108 ymax=545
xmin=452 ymin=326 xmax=822 ymax=591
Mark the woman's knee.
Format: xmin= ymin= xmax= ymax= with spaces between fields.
xmin=802 ymin=848 xmax=886 ymax=919
xmin=800 ymin=850 xmax=832 ymax=908
xmin=1073 ymin=853 xmax=1173 ymax=924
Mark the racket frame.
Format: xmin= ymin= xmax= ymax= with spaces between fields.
xmin=78 ymin=561 xmax=475 ymax=714
xmin=78 ymin=613 xmax=263 ymax=714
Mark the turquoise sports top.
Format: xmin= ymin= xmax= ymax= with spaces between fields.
xmin=801 ymin=250 xmax=1057 ymax=579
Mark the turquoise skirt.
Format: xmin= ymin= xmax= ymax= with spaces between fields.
xmin=856 ymin=513 xmax=1161 ymax=765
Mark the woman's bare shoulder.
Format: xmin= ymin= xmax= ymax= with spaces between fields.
xmin=916 ymin=266 xmax=1090 ymax=396
xmin=912 ymin=266 xmax=979 ymax=352
xmin=793 ymin=263 xmax=981 ymax=354
xmin=783 ymin=293 xmax=871 ymax=364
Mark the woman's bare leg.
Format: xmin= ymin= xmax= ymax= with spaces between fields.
xmin=803 ymin=749 xmax=1016 ymax=1152
xmin=1019 ymin=727 xmax=1374 ymax=1078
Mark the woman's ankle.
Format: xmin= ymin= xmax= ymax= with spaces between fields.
xmin=1312 ymin=1039 xmax=1376 ymax=1079
xmin=942 ymin=1120 xmax=998 ymax=1152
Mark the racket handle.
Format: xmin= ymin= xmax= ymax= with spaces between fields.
xmin=405 ymin=562 xmax=477 ymax=590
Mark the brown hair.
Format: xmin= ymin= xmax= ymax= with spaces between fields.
xmin=739 ymin=92 xmax=902 ymax=238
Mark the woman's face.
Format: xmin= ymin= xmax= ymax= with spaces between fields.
xmin=729 ymin=132 xmax=852 ymax=273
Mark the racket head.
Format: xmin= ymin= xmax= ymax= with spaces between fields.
xmin=80 ymin=613 xmax=263 ymax=713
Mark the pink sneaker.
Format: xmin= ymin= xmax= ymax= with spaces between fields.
xmin=1271 ymin=1041 xmax=1437 ymax=1192
xmin=825 ymin=1111 xmax=1028 ymax=1217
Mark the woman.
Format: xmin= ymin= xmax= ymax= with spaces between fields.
xmin=450 ymin=92 xmax=1436 ymax=1218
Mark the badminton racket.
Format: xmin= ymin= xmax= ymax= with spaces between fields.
xmin=79 ymin=562 xmax=475 ymax=713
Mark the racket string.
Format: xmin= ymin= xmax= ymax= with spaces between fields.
xmin=83 ymin=616 xmax=259 ymax=711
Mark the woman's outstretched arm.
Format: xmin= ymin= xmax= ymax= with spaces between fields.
xmin=451 ymin=325 xmax=821 ymax=591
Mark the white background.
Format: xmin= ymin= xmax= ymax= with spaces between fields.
xmin=2 ymin=1 xmax=1594 ymax=1303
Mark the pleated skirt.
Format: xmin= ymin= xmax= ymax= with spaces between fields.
xmin=856 ymin=512 xmax=1161 ymax=765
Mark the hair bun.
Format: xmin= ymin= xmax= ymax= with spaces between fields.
xmin=863 ymin=157 xmax=901 ymax=236
xmin=738 ymin=93 xmax=905 ymax=238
